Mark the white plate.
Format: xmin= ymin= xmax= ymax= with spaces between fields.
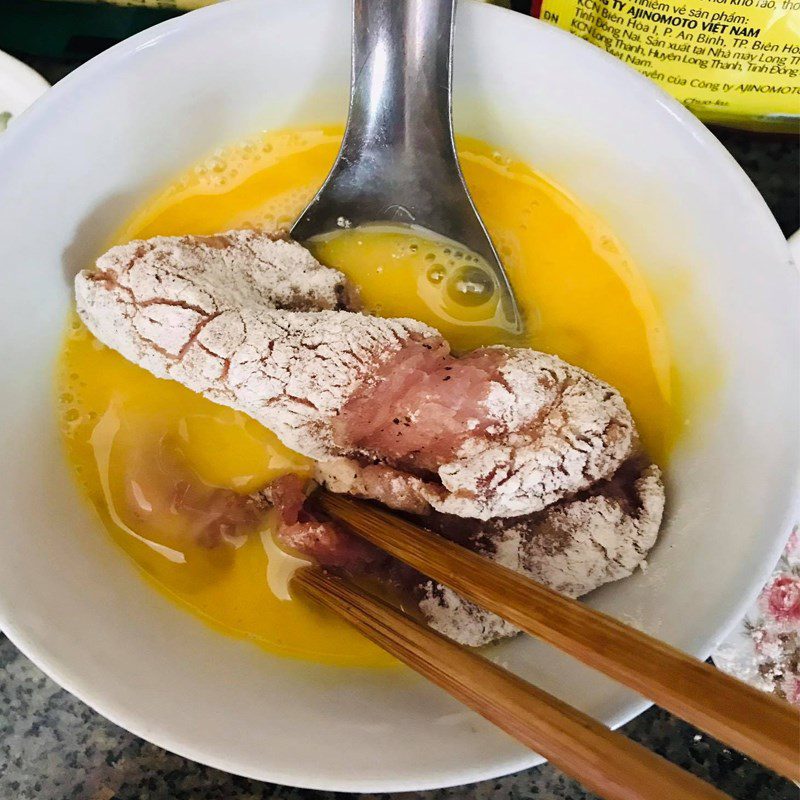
xmin=0 ymin=0 xmax=797 ymax=791
xmin=0 ymin=50 xmax=48 ymax=130
xmin=790 ymin=229 xmax=800 ymax=265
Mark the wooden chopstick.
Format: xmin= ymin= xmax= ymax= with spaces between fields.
xmin=294 ymin=567 xmax=731 ymax=800
xmin=318 ymin=490 xmax=800 ymax=781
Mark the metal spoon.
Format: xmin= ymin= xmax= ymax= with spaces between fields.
xmin=291 ymin=0 xmax=523 ymax=334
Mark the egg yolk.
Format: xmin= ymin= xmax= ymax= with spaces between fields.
xmin=58 ymin=126 xmax=679 ymax=667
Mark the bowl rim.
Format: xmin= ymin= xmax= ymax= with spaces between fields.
xmin=0 ymin=0 xmax=798 ymax=792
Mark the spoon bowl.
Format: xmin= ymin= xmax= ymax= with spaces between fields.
xmin=291 ymin=0 xmax=524 ymax=334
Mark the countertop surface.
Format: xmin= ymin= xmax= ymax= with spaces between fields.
xmin=1 ymin=44 xmax=798 ymax=800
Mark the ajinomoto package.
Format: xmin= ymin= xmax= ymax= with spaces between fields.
xmin=7 ymin=0 xmax=797 ymax=130
xmin=530 ymin=0 xmax=800 ymax=131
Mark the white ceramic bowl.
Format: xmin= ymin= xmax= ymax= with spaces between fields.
xmin=0 ymin=0 xmax=797 ymax=792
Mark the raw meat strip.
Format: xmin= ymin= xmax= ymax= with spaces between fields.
xmin=76 ymin=230 xmax=635 ymax=520
xmin=76 ymin=231 xmax=440 ymax=462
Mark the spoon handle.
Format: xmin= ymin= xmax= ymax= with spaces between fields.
xmin=293 ymin=0 xmax=465 ymax=235
xmin=330 ymin=0 xmax=493 ymax=248
xmin=346 ymin=0 xmax=457 ymax=163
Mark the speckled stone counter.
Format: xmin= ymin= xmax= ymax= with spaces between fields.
xmin=1 ymin=51 xmax=798 ymax=800
xmin=2 ymin=635 xmax=797 ymax=800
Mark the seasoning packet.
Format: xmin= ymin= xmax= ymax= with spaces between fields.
xmin=38 ymin=0 xmax=799 ymax=130
xmin=43 ymin=0 xmax=212 ymax=7
xmin=530 ymin=0 xmax=800 ymax=131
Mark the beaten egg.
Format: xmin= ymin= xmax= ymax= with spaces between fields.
xmin=58 ymin=126 xmax=679 ymax=668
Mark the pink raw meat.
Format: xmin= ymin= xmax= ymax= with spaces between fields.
xmin=122 ymin=438 xmax=265 ymax=549
xmin=334 ymin=343 xmax=506 ymax=473
xmin=265 ymin=474 xmax=383 ymax=572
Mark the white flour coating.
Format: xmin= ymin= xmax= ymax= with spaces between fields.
xmin=75 ymin=231 xmax=438 ymax=459
xmin=518 ymin=466 xmax=664 ymax=596
xmin=431 ymin=349 xmax=634 ymax=519
xmin=96 ymin=230 xmax=351 ymax=313
xmin=419 ymin=464 xmax=665 ymax=647
xmin=315 ymin=459 xmax=434 ymax=516
xmin=78 ymin=230 xmax=634 ymax=519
